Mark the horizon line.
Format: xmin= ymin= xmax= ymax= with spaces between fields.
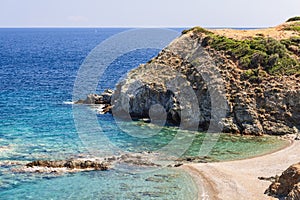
xmin=0 ymin=26 xmax=266 ymax=29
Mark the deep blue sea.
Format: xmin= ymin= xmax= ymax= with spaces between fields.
xmin=0 ymin=28 xmax=288 ymax=200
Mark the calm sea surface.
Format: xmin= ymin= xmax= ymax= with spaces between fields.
xmin=0 ymin=28 xmax=287 ymax=199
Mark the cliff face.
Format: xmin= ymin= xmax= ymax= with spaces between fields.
xmin=111 ymin=21 xmax=300 ymax=135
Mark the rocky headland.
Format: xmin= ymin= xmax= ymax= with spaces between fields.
xmin=78 ymin=18 xmax=300 ymax=136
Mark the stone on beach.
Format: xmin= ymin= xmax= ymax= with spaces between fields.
xmin=266 ymin=162 xmax=300 ymax=200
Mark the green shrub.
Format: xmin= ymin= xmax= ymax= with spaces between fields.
xmin=266 ymin=54 xmax=279 ymax=69
xmin=182 ymin=27 xmax=212 ymax=35
xmin=286 ymin=16 xmax=300 ymax=22
xmin=283 ymin=22 xmax=300 ymax=32
xmin=239 ymin=56 xmax=251 ymax=68
xmin=281 ymin=37 xmax=300 ymax=51
xmin=206 ymin=34 xmax=300 ymax=76
xmin=242 ymin=69 xmax=261 ymax=83
xmin=243 ymin=69 xmax=255 ymax=77
xmin=290 ymin=37 xmax=300 ymax=43
xmin=182 ymin=29 xmax=190 ymax=34
xmin=249 ymin=52 xmax=267 ymax=68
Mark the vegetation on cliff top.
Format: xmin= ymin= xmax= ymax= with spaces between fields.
xmin=286 ymin=16 xmax=300 ymax=22
xmin=206 ymin=34 xmax=300 ymax=76
xmin=182 ymin=23 xmax=300 ymax=77
xmin=283 ymin=21 xmax=300 ymax=32
xmin=181 ymin=26 xmax=212 ymax=35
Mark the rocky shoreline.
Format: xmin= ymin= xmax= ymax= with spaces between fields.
xmin=14 ymin=153 xmax=225 ymax=175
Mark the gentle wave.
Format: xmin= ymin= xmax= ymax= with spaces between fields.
xmin=63 ymin=101 xmax=75 ymax=105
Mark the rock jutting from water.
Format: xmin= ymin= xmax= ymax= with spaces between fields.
xmin=75 ymin=89 xmax=114 ymax=114
xmin=17 ymin=152 xmax=164 ymax=174
xmin=25 ymin=159 xmax=110 ymax=171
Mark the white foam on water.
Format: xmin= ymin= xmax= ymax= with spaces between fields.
xmin=63 ymin=101 xmax=75 ymax=105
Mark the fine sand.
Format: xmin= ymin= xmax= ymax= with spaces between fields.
xmin=182 ymin=140 xmax=300 ymax=200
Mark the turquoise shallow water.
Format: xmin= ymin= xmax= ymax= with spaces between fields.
xmin=0 ymin=28 xmax=288 ymax=199
xmin=0 ymin=168 xmax=199 ymax=200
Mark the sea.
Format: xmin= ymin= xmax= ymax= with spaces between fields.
xmin=0 ymin=28 xmax=288 ymax=200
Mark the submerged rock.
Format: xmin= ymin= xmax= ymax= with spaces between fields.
xmin=25 ymin=159 xmax=109 ymax=171
xmin=176 ymin=156 xmax=218 ymax=163
xmin=19 ymin=152 xmax=163 ymax=174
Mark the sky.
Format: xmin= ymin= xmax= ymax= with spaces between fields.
xmin=0 ymin=0 xmax=299 ymax=28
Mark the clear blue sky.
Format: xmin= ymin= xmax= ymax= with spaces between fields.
xmin=0 ymin=0 xmax=299 ymax=27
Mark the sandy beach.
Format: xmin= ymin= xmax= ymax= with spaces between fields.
xmin=182 ymin=140 xmax=300 ymax=200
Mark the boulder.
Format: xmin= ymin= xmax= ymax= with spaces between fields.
xmin=82 ymin=94 xmax=102 ymax=104
xmin=266 ymin=162 xmax=300 ymax=199
xmin=76 ymin=89 xmax=114 ymax=105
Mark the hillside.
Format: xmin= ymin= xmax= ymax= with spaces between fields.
xmin=107 ymin=18 xmax=300 ymax=135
